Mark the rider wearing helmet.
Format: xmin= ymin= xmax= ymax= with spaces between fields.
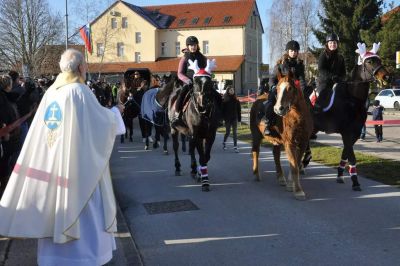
xmin=263 ymin=40 xmax=306 ymax=136
xmin=173 ymin=36 xmax=207 ymax=122
xmin=314 ymin=33 xmax=346 ymax=113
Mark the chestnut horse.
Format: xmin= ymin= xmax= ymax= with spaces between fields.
xmin=250 ymin=70 xmax=313 ymax=200
xmin=312 ymin=42 xmax=391 ymax=191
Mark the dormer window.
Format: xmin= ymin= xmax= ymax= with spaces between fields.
xmin=191 ymin=17 xmax=199 ymax=25
xmin=223 ymin=16 xmax=232 ymax=24
xmin=204 ymin=17 xmax=212 ymax=25
xmin=178 ymin=18 xmax=186 ymax=26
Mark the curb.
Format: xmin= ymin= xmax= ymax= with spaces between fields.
xmin=108 ymin=203 xmax=144 ymax=266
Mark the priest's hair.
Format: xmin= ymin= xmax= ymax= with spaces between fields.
xmin=59 ymin=49 xmax=84 ymax=73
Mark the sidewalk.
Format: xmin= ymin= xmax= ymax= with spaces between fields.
xmin=0 ymin=203 xmax=142 ymax=265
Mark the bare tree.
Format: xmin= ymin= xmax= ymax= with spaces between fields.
xmin=298 ymin=0 xmax=317 ymax=78
xmin=70 ymin=0 xmax=119 ymax=78
xmin=0 ymin=0 xmax=63 ymax=76
xmin=268 ymin=0 xmax=298 ymax=65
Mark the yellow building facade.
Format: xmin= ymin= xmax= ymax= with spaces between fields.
xmin=88 ymin=0 xmax=263 ymax=94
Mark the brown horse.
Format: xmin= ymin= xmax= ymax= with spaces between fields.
xmin=250 ymin=70 xmax=313 ymax=200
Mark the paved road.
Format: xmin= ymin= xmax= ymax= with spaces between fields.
xmin=110 ymin=126 xmax=400 ymax=266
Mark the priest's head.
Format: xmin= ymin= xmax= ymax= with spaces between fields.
xmin=59 ymin=49 xmax=87 ymax=79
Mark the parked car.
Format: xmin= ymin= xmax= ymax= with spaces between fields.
xmin=374 ymin=88 xmax=400 ymax=110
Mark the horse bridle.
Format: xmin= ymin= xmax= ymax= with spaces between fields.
xmin=362 ymin=57 xmax=383 ymax=83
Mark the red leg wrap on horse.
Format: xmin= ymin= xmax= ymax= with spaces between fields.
xmin=349 ymin=165 xmax=357 ymax=176
xmin=339 ymin=160 xmax=348 ymax=169
xmin=200 ymin=166 xmax=208 ymax=177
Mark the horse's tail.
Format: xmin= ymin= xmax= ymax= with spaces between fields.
xmin=249 ymin=98 xmax=265 ymax=139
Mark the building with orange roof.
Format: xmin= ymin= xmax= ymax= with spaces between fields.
xmin=87 ymin=0 xmax=263 ymax=94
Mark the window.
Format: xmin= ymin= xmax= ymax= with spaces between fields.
xmin=175 ymin=42 xmax=180 ymax=56
xmin=178 ymin=18 xmax=186 ymax=26
xmin=135 ymin=32 xmax=141 ymax=43
xmin=122 ymin=17 xmax=128 ymax=28
xmin=161 ymin=42 xmax=166 ymax=56
xmin=117 ymin=42 xmax=124 ymax=57
xmin=96 ymin=43 xmax=104 ymax=57
xmin=223 ymin=16 xmax=232 ymax=24
xmin=135 ymin=52 xmax=141 ymax=63
xmin=204 ymin=17 xmax=212 ymax=25
xmin=202 ymin=41 xmax=209 ymax=55
xmin=191 ymin=17 xmax=199 ymax=25
xmin=111 ymin=17 xmax=117 ymax=29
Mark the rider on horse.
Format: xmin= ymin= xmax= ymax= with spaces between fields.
xmin=172 ymin=36 xmax=207 ymax=124
xmin=314 ymin=33 xmax=346 ymax=113
xmin=263 ymin=40 xmax=306 ymax=136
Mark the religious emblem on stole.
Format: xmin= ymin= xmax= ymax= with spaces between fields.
xmin=44 ymin=101 xmax=62 ymax=147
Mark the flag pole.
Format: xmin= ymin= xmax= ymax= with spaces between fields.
xmin=65 ymin=0 xmax=68 ymax=49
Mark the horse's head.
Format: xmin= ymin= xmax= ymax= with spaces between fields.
xmin=274 ymin=69 xmax=300 ymax=116
xmin=190 ymin=59 xmax=217 ymax=113
xmin=356 ymin=42 xmax=391 ymax=87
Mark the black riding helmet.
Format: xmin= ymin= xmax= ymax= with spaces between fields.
xmin=286 ymin=40 xmax=300 ymax=51
xmin=326 ymin=33 xmax=339 ymax=42
xmin=186 ymin=36 xmax=199 ymax=46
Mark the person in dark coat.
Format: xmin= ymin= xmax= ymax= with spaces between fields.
xmin=371 ymin=99 xmax=384 ymax=142
xmin=314 ymin=33 xmax=346 ymax=113
xmin=264 ymin=40 xmax=306 ymax=136
xmin=0 ymin=74 xmax=21 ymax=197
xmin=222 ymin=86 xmax=241 ymax=152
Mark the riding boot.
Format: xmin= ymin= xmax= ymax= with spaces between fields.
xmin=263 ymin=91 xmax=276 ymax=136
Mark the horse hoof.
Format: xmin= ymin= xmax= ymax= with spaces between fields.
xmin=278 ymin=177 xmax=286 ymax=187
xmin=144 ymin=145 xmax=149 ymax=150
xmin=286 ymin=185 xmax=293 ymax=192
xmin=163 ymin=150 xmax=168 ymax=155
xmin=175 ymin=171 xmax=181 ymax=176
xmin=254 ymin=176 xmax=261 ymax=182
xmin=336 ymin=176 xmax=345 ymax=183
xmin=352 ymin=185 xmax=362 ymax=191
xmin=294 ymin=191 xmax=306 ymax=200
xmin=202 ymin=184 xmax=210 ymax=192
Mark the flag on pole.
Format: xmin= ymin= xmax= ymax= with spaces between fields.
xmin=79 ymin=24 xmax=92 ymax=54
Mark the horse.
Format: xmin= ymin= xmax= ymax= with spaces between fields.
xmin=312 ymin=42 xmax=391 ymax=191
xmin=161 ymin=59 xmax=221 ymax=191
xmin=250 ymin=70 xmax=313 ymax=200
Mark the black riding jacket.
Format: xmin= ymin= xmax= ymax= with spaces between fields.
xmin=317 ymin=49 xmax=346 ymax=91
xmin=268 ymin=54 xmax=306 ymax=92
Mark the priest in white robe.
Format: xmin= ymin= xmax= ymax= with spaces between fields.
xmin=0 ymin=48 xmax=125 ymax=266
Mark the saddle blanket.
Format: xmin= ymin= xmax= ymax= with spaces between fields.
xmin=141 ymin=88 xmax=166 ymax=126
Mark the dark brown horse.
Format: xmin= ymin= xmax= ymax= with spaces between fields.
xmin=312 ymin=42 xmax=391 ymax=191
xmin=250 ymin=70 xmax=313 ymax=200
xmin=163 ymin=60 xmax=221 ymax=191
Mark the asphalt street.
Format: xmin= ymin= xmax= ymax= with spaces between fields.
xmin=109 ymin=122 xmax=400 ymax=266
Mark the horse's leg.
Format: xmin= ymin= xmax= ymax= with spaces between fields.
xmin=181 ymin=134 xmax=187 ymax=152
xmin=163 ymin=127 xmax=168 ymax=155
xmin=251 ymin=134 xmax=262 ymax=182
xmin=189 ymin=137 xmax=197 ymax=178
xmin=284 ymin=144 xmax=305 ymax=200
xmin=273 ymin=145 xmax=285 ymax=186
xmin=171 ymin=131 xmax=181 ymax=175
xmin=196 ymin=139 xmax=210 ymax=192
xmin=204 ymin=131 xmax=216 ymax=164
xmin=342 ymin=134 xmax=361 ymax=191
xmin=300 ymin=141 xmax=312 ymax=174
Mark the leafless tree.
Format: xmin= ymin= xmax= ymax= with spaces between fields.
xmin=298 ymin=0 xmax=318 ymax=78
xmin=70 ymin=0 xmax=120 ymax=78
xmin=0 ymin=0 xmax=63 ymax=76
xmin=267 ymin=0 xmax=319 ymax=74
